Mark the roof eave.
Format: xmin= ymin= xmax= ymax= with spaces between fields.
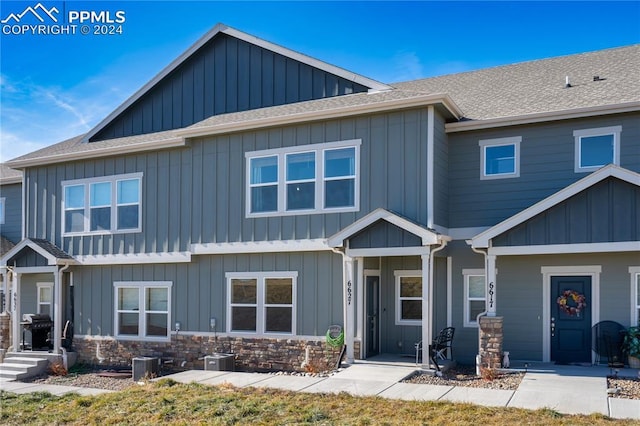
xmin=6 ymin=137 xmax=186 ymax=169
xmin=446 ymin=101 xmax=640 ymax=133
xmin=0 ymin=175 xmax=22 ymax=184
xmin=177 ymin=93 xmax=463 ymax=139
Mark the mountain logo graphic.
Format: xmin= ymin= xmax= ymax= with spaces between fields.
xmin=1 ymin=3 xmax=59 ymax=24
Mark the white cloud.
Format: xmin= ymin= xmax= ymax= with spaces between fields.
xmin=387 ymin=50 xmax=425 ymax=83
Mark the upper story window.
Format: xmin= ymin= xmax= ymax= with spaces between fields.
xmin=62 ymin=173 xmax=142 ymax=236
xmin=227 ymin=272 xmax=297 ymax=335
xmin=246 ymin=140 xmax=360 ymax=217
xmin=463 ymin=269 xmax=486 ymax=327
xmin=574 ymin=126 xmax=621 ymax=172
xmin=479 ymin=137 xmax=521 ymax=180
xmin=394 ymin=270 xmax=422 ymax=326
xmin=0 ymin=197 xmax=5 ymax=224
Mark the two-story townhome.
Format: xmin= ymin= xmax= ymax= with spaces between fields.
xmin=1 ymin=24 xmax=638 ymax=371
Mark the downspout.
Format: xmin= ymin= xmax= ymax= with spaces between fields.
xmin=56 ymin=263 xmax=71 ymax=357
xmin=332 ymin=246 xmax=354 ymax=363
xmin=469 ymin=243 xmax=488 ymax=374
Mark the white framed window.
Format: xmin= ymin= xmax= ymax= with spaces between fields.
xmin=114 ymin=281 xmax=172 ymax=341
xmin=394 ymin=270 xmax=422 ymax=326
xmin=0 ymin=197 xmax=5 ymax=224
xmin=630 ymin=267 xmax=640 ymax=326
xmin=62 ymin=173 xmax=142 ymax=236
xmin=479 ymin=137 xmax=521 ymax=180
xmin=36 ymin=283 xmax=53 ymax=316
xmin=463 ymin=269 xmax=486 ymax=327
xmin=226 ymin=272 xmax=297 ymax=335
xmin=245 ymin=139 xmax=360 ymax=217
xmin=574 ymin=126 xmax=621 ymax=172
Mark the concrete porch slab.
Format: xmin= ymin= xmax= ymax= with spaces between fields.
xmin=332 ymin=364 xmax=416 ymax=382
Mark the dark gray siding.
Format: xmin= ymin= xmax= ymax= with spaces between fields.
xmin=27 ymin=108 xmax=432 ymax=257
xmin=1 ymin=182 xmax=22 ymax=244
xmin=494 ymin=177 xmax=640 ymax=246
xmin=90 ymin=34 xmax=369 ymax=142
xmin=448 ymin=113 xmax=640 ymax=228
xmin=350 ymin=221 xmax=422 ymax=249
xmin=72 ymin=251 xmax=343 ymax=337
xmin=434 ymin=110 xmax=449 ymax=227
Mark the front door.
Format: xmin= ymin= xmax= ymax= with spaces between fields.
xmin=366 ymin=275 xmax=380 ymax=358
xmin=551 ymin=276 xmax=592 ymax=364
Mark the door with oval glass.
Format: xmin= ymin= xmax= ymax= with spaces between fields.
xmin=551 ymin=276 xmax=592 ymax=364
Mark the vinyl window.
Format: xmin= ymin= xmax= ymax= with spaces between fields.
xmin=479 ymin=137 xmax=521 ymax=179
xmin=227 ymin=272 xmax=297 ymax=335
xmin=37 ymin=283 xmax=53 ymax=316
xmin=62 ymin=173 xmax=142 ymax=235
xmin=574 ymin=126 xmax=621 ymax=172
xmin=395 ymin=270 xmax=422 ymax=325
xmin=631 ymin=268 xmax=640 ymax=326
xmin=463 ymin=269 xmax=486 ymax=327
xmin=246 ymin=140 xmax=360 ymax=217
xmin=114 ymin=281 xmax=172 ymax=341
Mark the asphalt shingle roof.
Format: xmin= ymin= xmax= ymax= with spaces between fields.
xmin=7 ymin=44 xmax=639 ymax=165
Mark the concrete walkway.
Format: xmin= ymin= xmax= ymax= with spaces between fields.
xmin=1 ymin=362 xmax=639 ymax=420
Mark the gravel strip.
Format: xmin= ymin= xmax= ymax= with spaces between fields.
xmin=607 ymin=376 xmax=640 ymax=400
xmin=402 ymin=365 xmax=524 ymax=391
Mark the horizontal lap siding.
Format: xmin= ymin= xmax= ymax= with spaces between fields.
xmin=90 ymin=34 xmax=368 ymax=142
xmin=72 ymin=251 xmax=343 ymax=337
xmin=448 ymin=113 xmax=640 ymax=228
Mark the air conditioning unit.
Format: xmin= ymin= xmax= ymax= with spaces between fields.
xmin=204 ymin=353 xmax=235 ymax=371
xmin=132 ymin=357 xmax=160 ymax=380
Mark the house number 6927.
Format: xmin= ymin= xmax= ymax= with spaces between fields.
xmin=347 ymin=280 xmax=352 ymax=305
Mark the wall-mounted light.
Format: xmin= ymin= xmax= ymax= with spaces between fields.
xmin=175 ymin=321 xmax=181 ymax=332
xmin=210 ymin=317 xmax=216 ymax=330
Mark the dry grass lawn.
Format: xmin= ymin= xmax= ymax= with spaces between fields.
xmin=1 ymin=378 xmax=636 ymax=425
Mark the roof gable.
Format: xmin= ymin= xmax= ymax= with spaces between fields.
xmin=86 ymin=23 xmax=390 ymax=143
xmin=472 ymin=165 xmax=640 ymax=248
xmin=1 ymin=238 xmax=76 ymax=266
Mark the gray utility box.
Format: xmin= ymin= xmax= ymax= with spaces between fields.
xmin=204 ymin=353 xmax=235 ymax=371
xmin=132 ymin=357 xmax=160 ymax=381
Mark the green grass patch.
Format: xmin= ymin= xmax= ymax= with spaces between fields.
xmin=0 ymin=383 xmax=635 ymax=425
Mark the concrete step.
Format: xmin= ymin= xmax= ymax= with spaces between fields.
xmin=3 ymin=356 xmax=49 ymax=366
xmin=0 ymin=356 xmax=50 ymax=381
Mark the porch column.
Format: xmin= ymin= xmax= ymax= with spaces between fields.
xmin=421 ymin=252 xmax=431 ymax=366
xmin=11 ymin=272 xmax=20 ymax=351
xmin=343 ymin=256 xmax=355 ymax=363
xmin=486 ymin=255 xmax=497 ymax=316
xmin=53 ymin=268 xmax=62 ymax=353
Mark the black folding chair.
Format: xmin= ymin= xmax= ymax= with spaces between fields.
xmin=415 ymin=327 xmax=455 ymax=371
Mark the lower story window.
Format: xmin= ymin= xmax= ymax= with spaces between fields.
xmin=37 ymin=283 xmax=53 ymax=316
xmin=631 ymin=268 xmax=640 ymax=326
xmin=463 ymin=269 xmax=486 ymax=327
xmin=395 ymin=270 xmax=422 ymax=325
xmin=227 ymin=272 xmax=297 ymax=335
xmin=114 ymin=281 xmax=172 ymax=340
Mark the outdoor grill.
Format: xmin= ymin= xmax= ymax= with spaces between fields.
xmin=21 ymin=314 xmax=54 ymax=350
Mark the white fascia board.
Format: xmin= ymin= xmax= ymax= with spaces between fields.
xmin=0 ymin=175 xmax=22 ymax=185
xmin=346 ymin=246 xmax=431 ymax=257
xmin=191 ymin=239 xmax=329 ymax=255
xmin=177 ymin=93 xmax=463 ymax=139
xmin=0 ymin=239 xmax=76 ymax=266
xmin=472 ymin=165 xmax=640 ymax=248
xmin=6 ymin=137 xmax=186 ymax=169
xmin=489 ymin=241 xmax=640 ymax=256
xmin=446 ymin=102 xmax=640 ymax=133
xmin=76 ymin=252 xmax=192 ymax=265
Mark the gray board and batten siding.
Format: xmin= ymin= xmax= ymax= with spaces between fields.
xmin=447 ymin=112 xmax=640 ymax=229
xmin=90 ymin=33 xmax=370 ymax=142
xmin=26 ymin=108 xmax=437 ymax=257
xmin=0 ymin=182 xmax=22 ymax=244
xmin=493 ymin=177 xmax=640 ymax=247
xmin=70 ymin=251 xmax=344 ymax=338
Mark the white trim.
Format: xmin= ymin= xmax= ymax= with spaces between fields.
xmin=226 ymin=271 xmax=298 ymax=336
xmin=489 ymin=241 xmax=640 ymax=256
xmin=427 ymin=105 xmax=435 ymax=228
xmin=62 ymin=172 xmax=143 ymax=237
xmin=245 ymin=139 xmax=361 ymax=217
xmin=394 ymin=270 xmax=423 ymax=326
xmin=13 ymin=266 xmax=57 ymax=274
xmin=191 ymin=239 xmax=329 ymax=255
xmin=113 ymin=281 xmax=173 ymax=342
xmin=540 ymin=265 xmax=601 ymax=363
xmin=479 ymin=136 xmax=521 ymax=180
xmin=0 ymin=240 xmax=75 ymax=267
xmin=445 ymin=101 xmax=640 ymax=133
xmin=462 ymin=269 xmax=486 ymax=328
xmin=630 ymin=267 xmax=640 ymax=326
xmin=574 ymin=125 xmax=621 ymax=173
xmin=0 ymin=175 xmax=22 ymax=185
xmin=346 ymin=246 xmax=431 ymax=257
xmin=472 ymin=165 xmax=640 ymax=248
xmin=74 ymin=332 xmax=336 ymax=341
xmin=76 ymin=252 xmax=192 ymax=265
xmin=328 ymin=208 xmax=440 ymax=248
xmin=432 ymin=225 xmax=490 ymax=241
xmin=36 ymin=282 xmax=53 ymax=315
xmin=446 ymin=256 xmax=452 ymax=327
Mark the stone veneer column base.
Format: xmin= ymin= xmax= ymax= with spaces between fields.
xmin=478 ymin=316 xmax=503 ymax=369
xmin=72 ymin=335 xmax=360 ymax=373
xmin=0 ymin=312 xmax=11 ymax=351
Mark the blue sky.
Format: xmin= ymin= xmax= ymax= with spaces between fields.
xmin=1 ymin=1 xmax=639 ymax=162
